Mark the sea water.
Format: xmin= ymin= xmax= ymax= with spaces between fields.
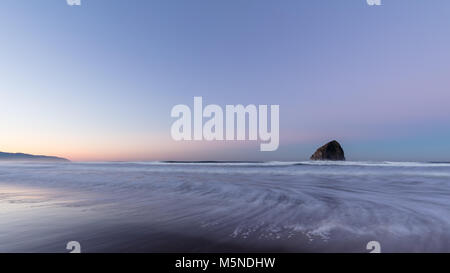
xmin=0 ymin=161 xmax=449 ymax=252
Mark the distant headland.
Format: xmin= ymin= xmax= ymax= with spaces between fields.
xmin=0 ymin=152 xmax=70 ymax=162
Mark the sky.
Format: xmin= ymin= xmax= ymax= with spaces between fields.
xmin=1 ymin=0 xmax=450 ymax=162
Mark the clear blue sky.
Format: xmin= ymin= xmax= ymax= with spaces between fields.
xmin=1 ymin=0 xmax=450 ymax=161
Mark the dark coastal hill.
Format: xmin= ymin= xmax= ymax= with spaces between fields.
xmin=0 ymin=152 xmax=70 ymax=162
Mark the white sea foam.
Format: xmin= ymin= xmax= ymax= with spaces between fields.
xmin=0 ymin=161 xmax=449 ymax=252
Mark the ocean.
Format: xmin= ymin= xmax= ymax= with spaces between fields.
xmin=0 ymin=161 xmax=449 ymax=252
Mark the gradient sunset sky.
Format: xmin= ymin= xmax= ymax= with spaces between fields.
xmin=1 ymin=0 xmax=450 ymax=162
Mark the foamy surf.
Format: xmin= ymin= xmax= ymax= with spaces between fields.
xmin=0 ymin=161 xmax=449 ymax=252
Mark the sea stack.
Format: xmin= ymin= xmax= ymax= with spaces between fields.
xmin=310 ymin=140 xmax=345 ymax=161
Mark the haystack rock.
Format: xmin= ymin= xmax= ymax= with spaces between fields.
xmin=310 ymin=140 xmax=345 ymax=161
